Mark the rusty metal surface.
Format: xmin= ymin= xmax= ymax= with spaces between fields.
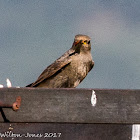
xmin=0 ymin=88 xmax=139 ymax=123
xmin=0 ymin=123 xmax=132 ymax=140
xmin=12 ymin=96 xmax=21 ymax=111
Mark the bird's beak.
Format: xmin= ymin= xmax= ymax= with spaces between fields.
xmin=81 ymin=41 xmax=87 ymax=45
xmin=74 ymin=40 xmax=87 ymax=46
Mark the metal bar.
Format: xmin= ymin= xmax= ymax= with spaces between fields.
xmin=0 ymin=123 xmax=132 ymax=140
xmin=0 ymin=101 xmax=12 ymax=108
xmin=0 ymin=88 xmax=139 ymax=123
xmin=0 ymin=96 xmax=21 ymax=111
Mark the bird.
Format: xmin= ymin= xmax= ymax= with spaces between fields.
xmin=26 ymin=34 xmax=94 ymax=88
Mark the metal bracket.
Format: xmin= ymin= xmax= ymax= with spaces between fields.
xmin=0 ymin=96 xmax=21 ymax=111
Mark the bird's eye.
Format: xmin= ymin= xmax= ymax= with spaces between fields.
xmin=88 ymin=40 xmax=90 ymax=44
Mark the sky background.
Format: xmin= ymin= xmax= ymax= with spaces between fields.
xmin=0 ymin=0 xmax=140 ymax=89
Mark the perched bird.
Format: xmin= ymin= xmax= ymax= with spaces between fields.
xmin=26 ymin=34 xmax=94 ymax=88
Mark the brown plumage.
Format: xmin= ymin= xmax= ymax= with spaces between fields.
xmin=26 ymin=34 xmax=94 ymax=88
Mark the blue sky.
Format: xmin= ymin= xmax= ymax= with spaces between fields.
xmin=0 ymin=0 xmax=140 ymax=89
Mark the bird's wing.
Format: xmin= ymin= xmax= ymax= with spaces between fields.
xmin=89 ymin=60 xmax=94 ymax=72
xmin=27 ymin=48 xmax=75 ymax=87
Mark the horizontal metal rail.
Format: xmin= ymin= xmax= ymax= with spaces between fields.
xmin=0 ymin=88 xmax=139 ymax=123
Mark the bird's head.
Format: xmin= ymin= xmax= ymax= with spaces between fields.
xmin=72 ymin=34 xmax=91 ymax=54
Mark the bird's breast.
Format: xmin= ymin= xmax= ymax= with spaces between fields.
xmin=70 ymin=53 xmax=92 ymax=79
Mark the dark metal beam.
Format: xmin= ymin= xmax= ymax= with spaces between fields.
xmin=0 ymin=123 xmax=132 ymax=140
xmin=0 ymin=88 xmax=139 ymax=123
